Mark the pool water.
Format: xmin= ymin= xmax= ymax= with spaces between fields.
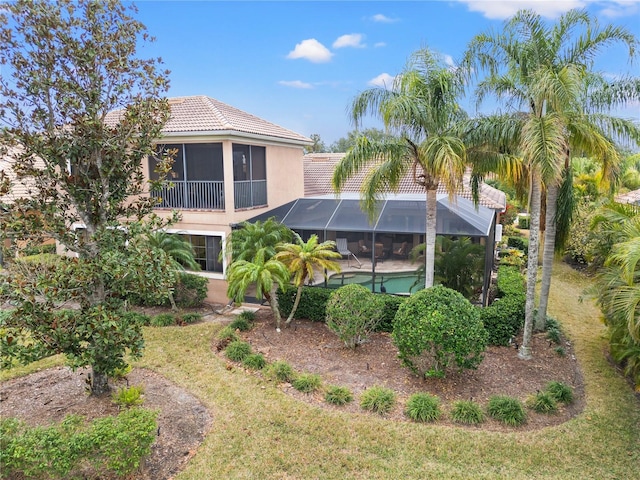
xmin=326 ymin=271 xmax=423 ymax=295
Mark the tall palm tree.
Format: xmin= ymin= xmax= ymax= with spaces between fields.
xmin=224 ymin=218 xmax=293 ymax=264
xmin=332 ymin=48 xmax=467 ymax=288
xmin=226 ymin=247 xmax=290 ymax=331
xmin=464 ymin=9 xmax=639 ymax=358
xmin=275 ymin=233 xmax=342 ymax=324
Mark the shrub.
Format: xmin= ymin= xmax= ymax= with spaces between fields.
xmin=393 ymin=286 xmax=488 ymax=378
xmin=292 ymin=373 xmax=322 ymax=393
xmin=360 ymin=386 xmax=396 ymax=415
xmin=278 ymin=284 xmax=332 ymax=322
xmin=112 ymin=385 xmax=145 ymax=409
xmin=225 ymin=340 xmax=252 ymax=362
xmin=377 ymin=294 xmax=406 ymax=332
xmin=173 ymin=272 xmax=208 ymax=308
xmin=264 ymin=360 xmax=295 ymax=383
xmin=517 ymin=215 xmax=530 ymax=229
xmin=450 ymin=400 xmax=485 ymax=425
xmin=178 ymin=312 xmax=202 ymax=325
xmin=487 ymin=395 xmax=526 ymax=426
xmin=507 ymin=236 xmax=529 ymax=255
xmin=150 ymin=313 xmax=175 ymax=327
xmin=526 ymin=391 xmax=557 ymax=414
xmin=544 ymin=381 xmax=574 ymax=404
xmin=238 ymin=310 xmax=256 ymax=322
xmin=405 ymin=393 xmax=441 ymax=422
xmin=242 ymin=353 xmax=266 ymax=370
xmin=545 ymin=316 xmax=563 ymax=344
xmin=324 ymin=385 xmax=353 ymax=406
xmin=480 ymin=266 xmax=526 ymax=346
xmin=0 ymin=409 xmax=157 ymax=479
xmin=326 ymin=284 xmax=385 ymax=349
xmin=121 ymin=311 xmax=151 ymax=327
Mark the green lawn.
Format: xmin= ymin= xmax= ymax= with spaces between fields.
xmin=3 ymin=261 xmax=639 ymax=479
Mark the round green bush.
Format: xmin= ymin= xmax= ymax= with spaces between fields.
xmin=405 ymin=393 xmax=441 ymax=422
xmin=324 ymin=385 xmax=353 ymax=406
xmin=487 ymin=395 xmax=526 ymax=426
xmin=360 ymin=386 xmax=396 ymax=415
xmin=224 ymin=340 xmax=252 ymax=362
xmin=326 ymin=284 xmax=385 ymax=349
xmin=392 ymin=286 xmax=488 ymax=378
xmin=450 ymin=400 xmax=485 ymax=425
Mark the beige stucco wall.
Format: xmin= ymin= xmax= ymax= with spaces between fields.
xmin=144 ymin=134 xmax=307 ymax=305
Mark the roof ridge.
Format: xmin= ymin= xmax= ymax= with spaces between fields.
xmin=201 ymin=96 xmax=234 ymax=130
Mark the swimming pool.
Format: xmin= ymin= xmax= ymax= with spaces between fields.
xmin=326 ymin=271 xmax=424 ymax=295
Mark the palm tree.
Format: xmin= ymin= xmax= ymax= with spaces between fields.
xmin=224 ymin=218 xmax=292 ymax=264
xmin=226 ymin=247 xmax=290 ymax=331
xmin=148 ymin=231 xmax=200 ymax=271
xmin=275 ymin=233 xmax=342 ymax=324
xmin=332 ymin=48 xmax=467 ymax=289
xmin=464 ymin=9 xmax=639 ymax=358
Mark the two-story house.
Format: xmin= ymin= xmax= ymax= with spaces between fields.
xmin=143 ymin=96 xmax=311 ymax=304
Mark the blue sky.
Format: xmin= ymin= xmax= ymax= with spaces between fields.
xmin=132 ymin=1 xmax=640 ymax=145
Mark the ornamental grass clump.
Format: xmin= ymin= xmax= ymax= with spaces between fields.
xmin=292 ymin=373 xmax=322 ymax=393
xmin=360 ymin=386 xmax=396 ymax=415
xmin=544 ymin=381 xmax=574 ymax=404
xmin=150 ymin=313 xmax=175 ymax=327
xmin=224 ymin=340 xmax=252 ymax=362
xmin=405 ymin=393 xmax=441 ymax=422
xmin=450 ymin=400 xmax=485 ymax=425
xmin=242 ymin=353 xmax=266 ymax=371
xmin=263 ymin=361 xmax=295 ymax=383
xmin=324 ymin=385 xmax=353 ymax=406
xmin=487 ymin=395 xmax=526 ymax=426
xmin=392 ymin=286 xmax=488 ymax=378
xmin=526 ymin=391 xmax=558 ymax=414
xmin=325 ymin=284 xmax=385 ymax=349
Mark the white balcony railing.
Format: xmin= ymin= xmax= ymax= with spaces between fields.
xmin=152 ymin=181 xmax=225 ymax=210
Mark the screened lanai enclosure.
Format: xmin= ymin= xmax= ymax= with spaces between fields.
xmin=243 ymin=193 xmax=499 ymax=305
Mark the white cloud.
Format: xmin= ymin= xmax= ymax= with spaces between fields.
xmin=598 ymin=0 xmax=639 ymax=18
xmin=371 ymin=13 xmax=399 ymax=23
xmin=278 ymin=80 xmax=313 ymax=89
xmin=374 ymin=42 xmax=387 ymax=48
xmin=456 ymin=0 xmax=587 ymax=19
xmin=333 ymin=33 xmax=366 ymax=49
xmin=368 ymin=73 xmax=396 ymax=88
xmin=443 ymin=54 xmax=456 ymax=68
xmin=287 ymin=39 xmax=333 ymax=63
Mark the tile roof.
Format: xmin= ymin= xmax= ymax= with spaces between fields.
xmin=0 ymin=148 xmax=44 ymax=205
xmin=303 ymin=153 xmax=507 ymax=211
xmin=106 ymin=96 xmax=312 ymax=144
xmin=615 ymin=188 xmax=640 ymax=206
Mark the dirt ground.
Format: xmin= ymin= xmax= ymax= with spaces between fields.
xmin=235 ymin=308 xmax=585 ymax=431
xmin=1 ymin=305 xmax=585 ymax=479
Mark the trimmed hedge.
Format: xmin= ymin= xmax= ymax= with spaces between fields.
xmin=507 ymin=236 xmax=529 ymax=256
xmin=278 ymin=283 xmax=406 ymax=331
xmin=173 ymin=273 xmax=208 ymax=308
xmin=479 ymin=266 xmax=525 ymax=346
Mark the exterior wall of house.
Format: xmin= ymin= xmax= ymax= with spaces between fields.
xmin=145 ymin=135 xmax=306 ymax=305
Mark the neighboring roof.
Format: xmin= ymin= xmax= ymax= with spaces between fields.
xmin=615 ymin=188 xmax=640 ymax=206
xmin=106 ymin=96 xmax=312 ymax=145
xmin=303 ymin=153 xmax=507 ymax=211
xmin=245 ymin=193 xmax=496 ymax=238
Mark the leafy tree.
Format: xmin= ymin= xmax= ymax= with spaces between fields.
xmin=305 ymin=133 xmax=327 ymax=153
xmin=333 ymin=48 xmax=468 ymax=289
xmin=463 ymin=9 xmax=639 ymax=358
xmin=0 ymin=0 xmax=175 ymax=395
xmin=275 ymin=233 xmax=341 ymax=324
xmin=330 ymin=128 xmax=394 ymax=152
xmin=226 ymin=248 xmax=290 ymax=331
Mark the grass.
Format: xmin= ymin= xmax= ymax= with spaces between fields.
xmin=2 ymin=261 xmax=639 ymax=479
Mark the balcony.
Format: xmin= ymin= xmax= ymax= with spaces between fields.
xmin=234 ymin=179 xmax=267 ymax=209
xmin=152 ymin=181 xmax=225 ymax=210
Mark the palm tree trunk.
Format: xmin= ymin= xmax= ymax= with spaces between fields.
xmin=285 ymin=285 xmax=303 ymax=325
xmin=519 ymin=168 xmax=542 ymax=360
xmin=265 ymin=289 xmax=283 ymax=331
xmin=536 ymin=180 xmax=559 ymax=331
xmin=424 ymin=188 xmax=437 ymax=288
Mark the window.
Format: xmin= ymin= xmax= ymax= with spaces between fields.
xmin=233 ymin=144 xmax=266 ymax=209
xmin=150 ymin=143 xmax=224 ymax=209
xmin=179 ymin=233 xmax=223 ymax=273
